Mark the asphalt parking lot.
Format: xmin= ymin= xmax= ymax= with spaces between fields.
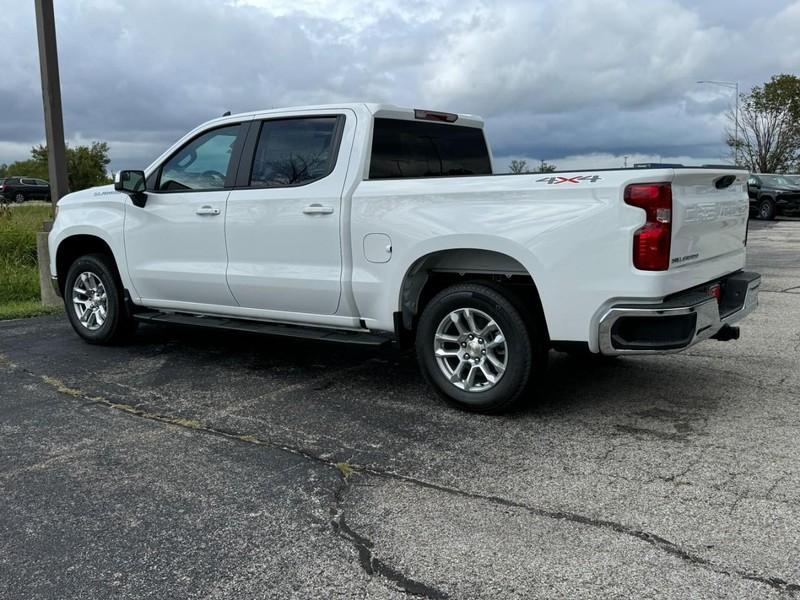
xmin=1 ymin=219 xmax=799 ymax=599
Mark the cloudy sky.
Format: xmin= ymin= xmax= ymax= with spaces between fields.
xmin=1 ymin=0 xmax=799 ymax=173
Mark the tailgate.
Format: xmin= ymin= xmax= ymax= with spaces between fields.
xmin=669 ymin=169 xmax=749 ymax=269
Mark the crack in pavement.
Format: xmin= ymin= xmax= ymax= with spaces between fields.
xmin=332 ymin=517 xmax=449 ymax=599
xmin=23 ymin=368 xmax=800 ymax=598
xmin=19 ymin=368 xmax=449 ymax=599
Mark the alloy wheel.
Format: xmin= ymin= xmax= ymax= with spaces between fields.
xmin=72 ymin=271 xmax=108 ymax=331
xmin=433 ymin=307 xmax=508 ymax=392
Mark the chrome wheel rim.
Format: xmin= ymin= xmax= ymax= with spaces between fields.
xmin=72 ymin=271 xmax=108 ymax=331
xmin=760 ymin=202 xmax=771 ymax=218
xmin=433 ymin=307 xmax=508 ymax=393
xmin=15 ymin=193 xmax=24 ymax=202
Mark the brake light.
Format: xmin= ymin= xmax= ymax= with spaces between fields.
xmin=624 ymin=183 xmax=672 ymax=271
xmin=414 ymin=109 xmax=458 ymax=123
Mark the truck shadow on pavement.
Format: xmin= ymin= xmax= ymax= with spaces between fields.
xmin=123 ymin=321 xmax=713 ymax=424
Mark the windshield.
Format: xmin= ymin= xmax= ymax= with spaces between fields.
xmin=761 ymin=175 xmax=798 ymax=187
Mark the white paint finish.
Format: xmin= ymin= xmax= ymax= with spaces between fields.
xmin=670 ymin=170 xmax=749 ymax=268
xmin=49 ymin=103 xmax=753 ymax=346
xmin=363 ymin=233 xmax=392 ymax=263
xmin=47 ymin=186 xmax=135 ymax=292
xmin=123 ymin=189 xmax=237 ymax=306
xmin=349 ymin=168 xmax=749 ymax=341
xmin=224 ymin=108 xmax=358 ymax=314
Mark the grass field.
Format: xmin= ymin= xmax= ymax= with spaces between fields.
xmin=0 ymin=202 xmax=63 ymax=320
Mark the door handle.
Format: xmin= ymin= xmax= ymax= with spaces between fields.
xmin=196 ymin=205 xmax=220 ymax=216
xmin=302 ymin=204 xmax=334 ymax=215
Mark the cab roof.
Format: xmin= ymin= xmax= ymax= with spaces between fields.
xmin=209 ymin=103 xmax=485 ymax=129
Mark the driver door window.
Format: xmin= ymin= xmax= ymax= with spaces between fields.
xmin=158 ymin=125 xmax=240 ymax=191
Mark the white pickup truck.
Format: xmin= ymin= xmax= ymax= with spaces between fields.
xmin=49 ymin=103 xmax=760 ymax=412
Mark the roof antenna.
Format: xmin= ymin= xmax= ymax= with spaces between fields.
xmin=222 ymin=110 xmax=231 ymax=116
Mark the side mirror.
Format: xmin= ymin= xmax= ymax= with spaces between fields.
xmin=114 ymin=170 xmax=147 ymax=207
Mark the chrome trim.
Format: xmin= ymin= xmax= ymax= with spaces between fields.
xmin=598 ymin=276 xmax=760 ymax=356
xmin=50 ymin=275 xmax=62 ymax=298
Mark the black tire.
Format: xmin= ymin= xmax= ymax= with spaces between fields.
xmin=63 ymin=253 xmax=136 ymax=344
xmin=758 ymin=198 xmax=776 ymax=220
xmin=14 ymin=192 xmax=25 ymax=203
xmin=415 ymin=282 xmax=547 ymax=413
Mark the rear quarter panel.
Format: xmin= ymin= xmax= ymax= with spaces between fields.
xmin=349 ymin=169 xmax=748 ymax=347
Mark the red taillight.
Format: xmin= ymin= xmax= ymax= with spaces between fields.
xmin=413 ymin=109 xmax=458 ymax=123
xmin=707 ymin=282 xmax=721 ymax=299
xmin=624 ymin=182 xmax=672 ymax=271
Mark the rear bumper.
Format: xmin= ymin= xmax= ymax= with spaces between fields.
xmin=597 ymin=271 xmax=761 ymax=355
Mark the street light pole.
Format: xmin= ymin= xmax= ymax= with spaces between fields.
xmin=697 ymin=80 xmax=740 ymax=166
xmin=34 ymin=0 xmax=69 ymax=209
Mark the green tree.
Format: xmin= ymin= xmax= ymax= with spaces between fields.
xmin=2 ymin=158 xmax=49 ymax=180
xmin=728 ymin=74 xmax=800 ymax=172
xmin=31 ymin=141 xmax=112 ymax=191
xmin=508 ymin=159 xmax=558 ymax=174
xmin=508 ymin=159 xmax=530 ymax=174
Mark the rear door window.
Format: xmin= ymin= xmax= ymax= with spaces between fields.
xmin=249 ymin=117 xmax=340 ymax=187
xmin=369 ymin=118 xmax=492 ymax=179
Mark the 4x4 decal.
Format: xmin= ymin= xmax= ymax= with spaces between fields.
xmin=537 ymin=175 xmax=602 ymax=184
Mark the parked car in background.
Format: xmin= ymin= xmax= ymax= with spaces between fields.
xmin=0 ymin=176 xmax=51 ymax=203
xmin=747 ymin=174 xmax=800 ymax=220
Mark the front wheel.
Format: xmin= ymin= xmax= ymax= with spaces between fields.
xmin=14 ymin=192 xmax=25 ymax=203
xmin=415 ymin=283 xmax=547 ymax=413
xmin=758 ymin=198 xmax=776 ymax=220
xmin=64 ymin=253 xmax=136 ymax=344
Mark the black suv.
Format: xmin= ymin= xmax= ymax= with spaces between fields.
xmin=747 ymin=174 xmax=800 ymax=220
xmin=0 ymin=176 xmax=51 ymax=203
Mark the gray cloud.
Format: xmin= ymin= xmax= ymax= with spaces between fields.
xmin=0 ymin=0 xmax=798 ymax=172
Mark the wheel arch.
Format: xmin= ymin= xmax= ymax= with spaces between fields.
xmin=396 ymin=247 xmax=549 ymax=345
xmin=55 ymin=234 xmax=123 ymax=296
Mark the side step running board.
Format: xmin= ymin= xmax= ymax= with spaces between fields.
xmin=133 ymin=311 xmax=393 ymax=346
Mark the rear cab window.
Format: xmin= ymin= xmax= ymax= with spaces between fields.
xmin=368 ymin=118 xmax=492 ymax=179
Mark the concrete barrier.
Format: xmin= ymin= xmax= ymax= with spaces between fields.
xmin=37 ymin=220 xmax=60 ymax=307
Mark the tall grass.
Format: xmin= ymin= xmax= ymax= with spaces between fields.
xmin=0 ymin=203 xmax=54 ymax=313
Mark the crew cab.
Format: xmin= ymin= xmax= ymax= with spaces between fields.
xmin=49 ymin=103 xmax=760 ymax=412
xmin=747 ymin=173 xmax=800 ymax=220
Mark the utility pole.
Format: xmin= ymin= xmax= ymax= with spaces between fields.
xmin=35 ymin=0 xmax=69 ymax=210
xmin=35 ymin=0 xmax=68 ymax=307
xmin=623 ymin=155 xmax=628 ymax=168
xmin=697 ymin=80 xmax=740 ymax=166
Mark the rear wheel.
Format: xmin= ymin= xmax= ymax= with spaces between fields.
xmin=758 ymin=198 xmax=776 ymax=220
xmin=64 ymin=253 xmax=136 ymax=344
xmin=415 ymin=282 xmax=547 ymax=413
